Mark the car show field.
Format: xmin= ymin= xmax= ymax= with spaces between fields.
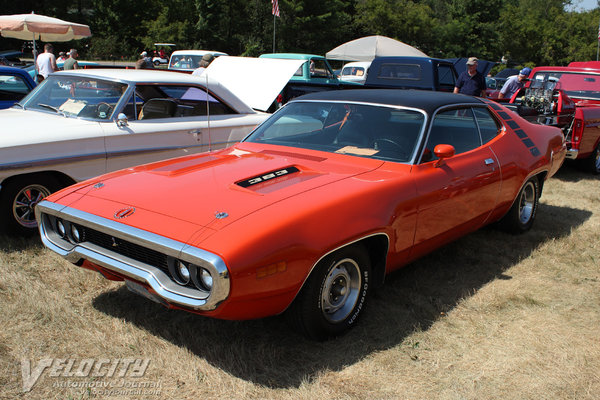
xmin=0 ymin=162 xmax=598 ymax=399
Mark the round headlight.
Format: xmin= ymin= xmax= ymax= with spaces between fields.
xmin=199 ymin=268 xmax=213 ymax=291
xmin=56 ymin=219 xmax=66 ymax=238
xmin=176 ymin=261 xmax=191 ymax=285
xmin=70 ymin=224 xmax=81 ymax=242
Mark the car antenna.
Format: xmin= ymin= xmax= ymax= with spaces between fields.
xmin=206 ymin=73 xmax=212 ymax=152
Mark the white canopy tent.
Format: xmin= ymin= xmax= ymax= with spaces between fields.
xmin=326 ymin=35 xmax=427 ymax=62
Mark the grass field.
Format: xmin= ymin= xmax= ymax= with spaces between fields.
xmin=0 ymin=162 xmax=598 ymax=400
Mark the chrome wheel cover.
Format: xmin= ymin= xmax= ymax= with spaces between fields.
xmin=594 ymin=146 xmax=600 ymax=173
xmin=518 ymin=181 xmax=536 ymax=225
xmin=320 ymin=258 xmax=361 ymax=323
xmin=12 ymin=184 xmax=51 ymax=228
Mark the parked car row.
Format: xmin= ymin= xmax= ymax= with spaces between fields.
xmin=2 ymin=52 xmax=596 ymax=340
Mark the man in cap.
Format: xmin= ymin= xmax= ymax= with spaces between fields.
xmin=454 ymin=57 xmax=486 ymax=97
xmin=192 ymin=53 xmax=215 ymax=76
xmin=498 ymin=67 xmax=532 ymax=99
xmin=62 ymin=49 xmax=79 ymax=70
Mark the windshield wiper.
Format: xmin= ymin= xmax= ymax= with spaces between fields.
xmin=12 ymin=102 xmax=24 ymax=109
xmin=37 ymin=103 xmax=65 ymax=116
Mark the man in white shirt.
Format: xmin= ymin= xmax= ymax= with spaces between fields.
xmin=36 ymin=43 xmax=59 ymax=78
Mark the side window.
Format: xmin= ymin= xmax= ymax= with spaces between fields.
xmin=0 ymin=74 xmax=31 ymax=101
xmin=135 ymin=85 xmax=236 ymax=120
xmin=310 ymin=59 xmax=332 ymax=78
xmin=422 ymin=108 xmax=481 ymax=162
xmin=473 ymin=107 xmax=501 ymax=144
xmin=438 ymin=65 xmax=456 ymax=87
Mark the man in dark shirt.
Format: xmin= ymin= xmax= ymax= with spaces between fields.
xmin=454 ymin=57 xmax=486 ymax=97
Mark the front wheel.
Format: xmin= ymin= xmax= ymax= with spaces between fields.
xmin=0 ymin=175 xmax=62 ymax=236
xmin=497 ymin=177 xmax=540 ymax=234
xmin=288 ymin=244 xmax=371 ymax=340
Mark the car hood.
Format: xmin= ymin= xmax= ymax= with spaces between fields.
xmin=57 ymin=142 xmax=384 ymax=239
xmin=0 ymin=107 xmax=100 ymax=147
xmin=204 ymin=56 xmax=305 ymax=112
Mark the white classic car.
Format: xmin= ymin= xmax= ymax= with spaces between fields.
xmin=0 ymin=68 xmax=275 ymax=235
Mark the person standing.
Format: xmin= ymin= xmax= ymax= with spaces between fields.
xmin=36 ymin=43 xmax=59 ymax=79
xmin=498 ymin=67 xmax=532 ymax=99
xmin=454 ymin=57 xmax=486 ymax=97
xmin=192 ymin=53 xmax=214 ymax=76
xmin=62 ymin=49 xmax=79 ymax=70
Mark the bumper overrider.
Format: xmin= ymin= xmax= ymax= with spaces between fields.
xmin=36 ymin=200 xmax=230 ymax=311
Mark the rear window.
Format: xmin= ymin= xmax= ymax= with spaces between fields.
xmin=376 ymin=63 xmax=421 ymax=80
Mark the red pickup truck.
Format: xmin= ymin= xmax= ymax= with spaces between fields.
xmin=508 ymin=65 xmax=600 ymax=173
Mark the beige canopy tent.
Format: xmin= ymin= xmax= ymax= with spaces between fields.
xmin=0 ymin=12 xmax=91 ymax=58
xmin=326 ymin=35 xmax=428 ymax=62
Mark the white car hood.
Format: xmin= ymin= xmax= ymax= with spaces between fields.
xmin=0 ymin=108 xmax=101 ymax=147
xmin=203 ymin=56 xmax=305 ymax=112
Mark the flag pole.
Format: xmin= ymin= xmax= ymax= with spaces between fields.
xmin=273 ymin=14 xmax=276 ymax=53
xmin=597 ymin=15 xmax=600 ymax=61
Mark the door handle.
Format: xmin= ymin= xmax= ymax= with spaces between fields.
xmin=189 ymin=129 xmax=202 ymax=141
xmin=484 ymin=158 xmax=494 ymax=165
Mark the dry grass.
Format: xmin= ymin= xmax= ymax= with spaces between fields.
xmin=0 ymin=162 xmax=598 ymax=400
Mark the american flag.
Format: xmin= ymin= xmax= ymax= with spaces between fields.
xmin=272 ymin=0 xmax=280 ymax=17
xmin=598 ymin=19 xmax=600 ymax=41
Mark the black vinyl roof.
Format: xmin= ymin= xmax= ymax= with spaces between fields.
xmin=294 ymin=89 xmax=485 ymax=114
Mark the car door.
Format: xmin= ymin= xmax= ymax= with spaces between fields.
xmin=411 ymin=106 xmax=502 ymax=256
xmin=103 ymin=84 xmax=259 ymax=172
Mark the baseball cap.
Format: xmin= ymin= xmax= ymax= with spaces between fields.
xmin=466 ymin=57 xmax=478 ymax=65
xmin=140 ymin=51 xmax=147 ymax=57
xmin=519 ymin=67 xmax=532 ymax=76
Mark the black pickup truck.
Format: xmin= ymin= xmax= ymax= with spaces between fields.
xmin=363 ymin=56 xmax=459 ymax=91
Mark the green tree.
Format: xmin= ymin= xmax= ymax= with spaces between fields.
xmin=354 ymin=0 xmax=436 ymax=55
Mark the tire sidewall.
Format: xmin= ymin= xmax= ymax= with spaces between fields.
xmin=303 ymin=245 xmax=371 ymax=340
xmin=516 ymin=178 xmax=539 ymax=232
xmin=0 ymin=175 xmax=61 ymax=235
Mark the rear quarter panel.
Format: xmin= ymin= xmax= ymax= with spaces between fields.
xmin=575 ymin=107 xmax=600 ymax=158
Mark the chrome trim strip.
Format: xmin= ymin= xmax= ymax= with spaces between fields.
xmin=36 ymin=200 xmax=230 ymax=311
xmin=0 ymin=152 xmax=106 ymax=172
xmin=0 ymin=142 xmax=237 ymax=172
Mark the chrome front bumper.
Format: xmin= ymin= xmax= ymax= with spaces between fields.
xmin=36 ymin=200 xmax=230 ymax=311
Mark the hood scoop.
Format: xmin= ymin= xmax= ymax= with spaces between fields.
xmin=235 ymin=166 xmax=315 ymax=194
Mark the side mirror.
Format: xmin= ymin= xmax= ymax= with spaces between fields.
xmin=433 ymin=144 xmax=455 ymax=167
xmin=116 ymin=113 xmax=128 ymax=127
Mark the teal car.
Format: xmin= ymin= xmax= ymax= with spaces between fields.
xmin=259 ymin=53 xmax=360 ymax=106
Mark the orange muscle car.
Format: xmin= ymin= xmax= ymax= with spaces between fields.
xmin=36 ymin=90 xmax=566 ymax=340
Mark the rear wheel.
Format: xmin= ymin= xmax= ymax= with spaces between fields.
xmin=497 ymin=177 xmax=539 ymax=234
xmin=586 ymin=142 xmax=600 ymax=174
xmin=288 ymin=244 xmax=371 ymax=340
xmin=0 ymin=175 xmax=62 ymax=236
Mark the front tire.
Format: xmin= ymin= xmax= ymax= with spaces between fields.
xmin=497 ymin=177 xmax=540 ymax=234
xmin=288 ymin=244 xmax=371 ymax=340
xmin=0 ymin=175 xmax=62 ymax=236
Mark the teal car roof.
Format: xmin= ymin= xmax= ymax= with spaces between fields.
xmin=259 ymin=53 xmax=324 ymax=60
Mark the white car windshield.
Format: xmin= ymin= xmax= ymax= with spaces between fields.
xmin=245 ymin=101 xmax=425 ymax=163
xmin=20 ymin=75 xmax=128 ymax=120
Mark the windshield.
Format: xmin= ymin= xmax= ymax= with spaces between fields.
xmin=245 ymin=101 xmax=425 ymax=163
xmin=532 ymin=71 xmax=600 ymax=100
xmin=20 ymin=75 xmax=128 ymax=119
